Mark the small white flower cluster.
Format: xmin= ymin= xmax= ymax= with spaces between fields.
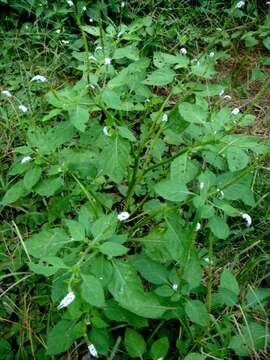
xmin=209 ymin=51 xmax=215 ymax=58
xmin=217 ymin=188 xmax=224 ymax=198
xmin=57 ymin=291 xmax=75 ymax=309
xmin=19 ymin=104 xmax=28 ymax=113
xmin=88 ymin=344 xmax=98 ymax=357
xmin=66 ymin=0 xmax=74 ymax=6
xmin=61 ymin=40 xmax=70 ymax=44
xmin=117 ymin=212 xmax=130 ymax=221
xmin=236 ymin=1 xmax=245 ymax=8
xmin=241 ymin=213 xmax=252 ymax=227
xmin=31 ymin=75 xmax=47 ymax=82
xmin=104 ymin=57 xmax=111 ymax=65
xmin=82 ymin=6 xmax=87 ymax=11
xmin=103 ymin=126 xmax=111 ymax=136
xmin=161 ymin=113 xmax=168 ymax=122
xmin=180 ymin=47 xmax=187 ymax=55
xmin=231 ymin=108 xmax=240 ymax=115
xmin=195 ymin=223 xmax=201 ymax=232
xmin=199 ymin=182 xmax=204 ymax=191
xmin=121 ymin=2 xmax=125 ymax=8
xmin=21 ymin=156 xmax=32 ymax=164
xmin=172 ymin=284 xmax=178 ymax=291
xmin=219 ymin=89 xmax=231 ymax=100
xmin=1 ymin=90 xmax=12 ymax=97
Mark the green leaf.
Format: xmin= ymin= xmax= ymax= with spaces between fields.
xmin=28 ymin=257 xmax=67 ymax=277
xmin=263 ymin=37 xmax=270 ymax=51
xmin=80 ymin=274 xmax=105 ymax=308
xmin=69 ymin=106 xmax=89 ymax=132
xmin=171 ymin=153 xmax=198 ymax=184
xmin=226 ymin=147 xmax=249 ymax=172
xmin=124 ymin=328 xmax=146 ymax=358
xmin=91 ymin=213 xmax=117 ymax=241
xmin=108 ymin=260 xmax=165 ymax=319
xmin=208 ymin=215 xmax=230 ymax=239
xmin=118 ymin=126 xmax=137 ymax=142
xmin=183 ymin=253 xmax=202 ymax=290
xmin=113 ymin=46 xmax=139 ymax=60
xmin=101 ymin=89 xmax=122 ymax=109
xmin=153 ymin=51 xmax=189 ymax=69
xmin=99 ymin=242 xmax=129 ymax=257
xmin=81 ymin=25 xmax=99 ymax=36
xmin=218 ymin=268 xmax=240 ymax=306
xmin=1 ymin=180 xmax=25 ymax=206
xmin=42 ymin=108 xmax=62 ymax=122
xmin=155 ymin=179 xmax=189 ymax=202
xmin=26 ymin=228 xmax=69 ymax=258
xmin=143 ymin=67 xmax=175 ymax=86
xmin=185 ymin=300 xmax=208 ymax=327
xmin=99 ymin=137 xmax=130 ymax=183
xmin=35 ymin=177 xmax=64 ymax=197
xmin=65 ymin=219 xmax=85 ymax=241
xmin=47 ymin=320 xmax=84 ymax=355
xmin=178 ymin=102 xmax=207 ymax=124
xmin=184 ymin=353 xmax=206 ymax=360
xmin=23 ymin=167 xmax=41 ymax=190
xmin=229 ymin=323 xmax=267 ymax=356
xmin=151 ymin=337 xmax=169 ymax=360
xmin=133 ymin=255 xmax=169 ymax=285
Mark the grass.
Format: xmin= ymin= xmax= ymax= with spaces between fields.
xmin=0 ymin=1 xmax=270 ymax=359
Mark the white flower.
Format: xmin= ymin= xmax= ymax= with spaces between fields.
xmin=121 ymin=2 xmax=125 ymax=7
xmin=61 ymin=40 xmax=70 ymax=44
xmin=204 ymin=257 xmax=213 ymax=265
xmin=88 ymin=344 xmax=98 ymax=358
xmin=199 ymin=182 xmax=204 ymax=190
xmin=145 ymin=98 xmax=150 ymax=103
xmin=180 ymin=47 xmax=187 ymax=55
xmin=236 ymin=1 xmax=245 ymax=8
xmin=55 ymin=29 xmax=61 ymax=34
xmin=172 ymin=284 xmax=178 ymax=291
xmin=157 ymin=358 xmax=163 ymax=360
xmin=117 ymin=211 xmax=130 ymax=221
xmin=31 ymin=75 xmax=47 ymax=82
xmin=21 ymin=156 xmax=32 ymax=164
xmin=117 ymin=31 xmax=123 ymax=38
xmin=57 ymin=291 xmax=75 ymax=310
xmin=19 ymin=104 xmax=28 ymax=113
xmin=104 ymin=57 xmax=111 ymax=65
xmin=103 ymin=126 xmax=111 ymax=136
xmin=1 ymin=90 xmax=12 ymax=97
xmin=219 ymin=89 xmax=224 ymax=97
xmin=89 ymin=18 xmax=93 ymax=22
xmin=224 ymin=95 xmax=232 ymax=100
xmin=267 ymin=1 xmax=270 ymax=5
xmin=66 ymin=0 xmax=74 ymax=6
xmin=82 ymin=6 xmax=87 ymax=11
xmin=209 ymin=52 xmax=215 ymax=58
xmin=195 ymin=223 xmax=201 ymax=231
xmin=231 ymin=108 xmax=240 ymax=115
xmin=241 ymin=213 xmax=252 ymax=227
xmin=161 ymin=113 xmax=168 ymax=122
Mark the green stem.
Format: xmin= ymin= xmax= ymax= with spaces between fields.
xmin=206 ymin=232 xmax=214 ymax=314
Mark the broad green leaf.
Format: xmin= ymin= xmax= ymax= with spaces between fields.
xmin=133 ymin=255 xmax=169 ymax=285
xmin=99 ymin=242 xmax=129 ymax=257
xmin=35 ymin=177 xmax=64 ymax=197
xmin=47 ymin=320 xmax=84 ymax=355
xmin=185 ymin=300 xmax=208 ymax=327
xmin=155 ymin=179 xmax=189 ymax=202
xmin=89 ymin=328 xmax=112 ymax=356
xmin=183 ymin=253 xmax=202 ymax=289
xmin=178 ymin=102 xmax=207 ymax=124
xmin=28 ymin=257 xmax=67 ymax=277
xmin=69 ymin=106 xmax=89 ymax=132
xmin=99 ymin=137 xmax=130 ymax=183
xmin=245 ymin=288 xmax=270 ymax=309
xmin=218 ymin=268 xmax=240 ymax=306
xmin=208 ymin=215 xmax=230 ymax=239
xmin=26 ymin=228 xmax=69 ymax=258
xmin=263 ymin=37 xmax=270 ymax=50
xmin=108 ymin=260 xmax=165 ymax=318
xmin=65 ymin=219 xmax=85 ymax=241
xmin=80 ymin=274 xmax=105 ymax=308
xmin=1 ymin=180 xmax=25 ymax=206
xmin=226 ymin=147 xmax=249 ymax=172
xmin=184 ymin=353 xmax=206 ymax=360
xmin=118 ymin=126 xmax=137 ymax=142
xmin=124 ymin=328 xmax=146 ymax=358
xmin=229 ymin=323 xmax=267 ymax=356
xmin=91 ymin=213 xmax=117 ymax=241
xmin=171 ymin=153 xmax=199 ymax=184
xmin=81 ymin=25 xmax=99 ymax=36
xmin=82 ymin=255 xmax=113 ymax=288
xmin=143 ymin=67 xmax=175 ymax=86
xmin=154 ymin=285 xmax=174 ymax=297
xmin=101 ymin=89 xmax=122 ymax=109
xmin=23 ymin=167 xmax=41 ymax=190
xmin=113 ymin=46 xmax=139 ymax=60
xmin=151 ymin=337 xmax=169 ymax=360
xmin=42 ymin=108 xmax=62 ymax=122
xmin=153 ymin=51 xmax=189 ymax=69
